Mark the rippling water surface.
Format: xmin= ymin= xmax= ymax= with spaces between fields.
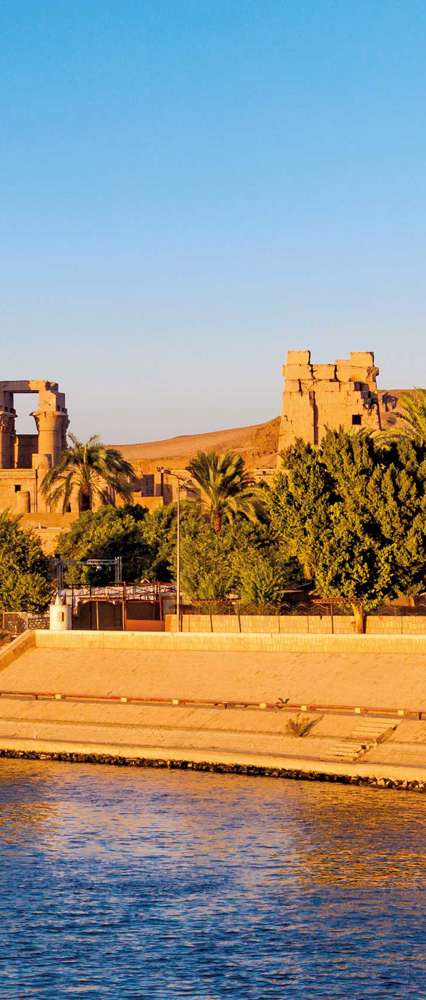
xmin=0 ymin=761 xmax=425 ymax=998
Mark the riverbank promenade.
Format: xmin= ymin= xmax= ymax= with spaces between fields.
xmin=0 ymin=630 xmax=425 ymax=791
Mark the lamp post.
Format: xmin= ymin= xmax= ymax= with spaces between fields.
xmin=157 ymin=467 xmax=192 ymax=632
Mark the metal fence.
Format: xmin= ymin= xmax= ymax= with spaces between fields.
xmin=180 ymin=595 xmax=426 ymax=617
xmin=0 ymin=612 xmax=49 ymax=635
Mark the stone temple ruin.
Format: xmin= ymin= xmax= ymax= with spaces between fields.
xmin=0 ymin=356 xmax=406 ymax=520
xmin=278 ymin=350 xmax=387 ymax=453
xmin=0 ymin=380 xmax=69 ymax=513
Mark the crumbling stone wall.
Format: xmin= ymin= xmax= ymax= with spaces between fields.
xmin=278 ymin=350 xmax=382 ymax=454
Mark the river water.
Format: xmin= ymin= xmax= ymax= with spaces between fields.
xmin=0 ymin=760 xmax=424 ymax=998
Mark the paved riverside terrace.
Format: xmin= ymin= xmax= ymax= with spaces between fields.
xmin=0 ymin=631 xmax=425 ymax=788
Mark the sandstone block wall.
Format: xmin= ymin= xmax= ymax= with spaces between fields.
xmin=165 ymin=614 xmax=426 ymax=635
xmin=278 ymin=350 xmax=383 ymax=454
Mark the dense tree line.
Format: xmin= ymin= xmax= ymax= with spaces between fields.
xmin=52 ymin=429 xmax=424 ymax=629
xmin=54 ymin=502 xmax=298 ymax=612
xmin=269 ymin=431 xmax=425 ymax=631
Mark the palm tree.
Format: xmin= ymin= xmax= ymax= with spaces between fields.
xmin=392 ymin=388 xmax=426 ymax=446
xmin=41 ymin=434 xmax=137 ymax=513
xmin=186 ymin=450 xmax=263 ymax=533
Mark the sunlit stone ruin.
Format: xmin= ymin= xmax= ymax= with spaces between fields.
xmin=0 ymin=380 xmax=69 ymax=513
xmin=0 ymin=356 xmax=406 ymax=529
xmin=277 ymin=350 xmax=397 ymax=453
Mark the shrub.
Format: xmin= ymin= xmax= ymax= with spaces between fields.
xmin=285 ymin=714 xmax=317 ymax=737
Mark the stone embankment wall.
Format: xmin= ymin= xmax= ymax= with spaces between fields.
xmin=0 ymin=630 xmax=425 ymax=792
xmin=165 ymin=614 xmax=426 ymax=634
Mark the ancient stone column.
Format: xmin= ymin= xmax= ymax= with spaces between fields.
xmin=0 ymin=409 xmax=16 ymax=469
xmin=14 ymin=490 xmax=31 ymax=514
xmin=31 ymin=383 xmax=69 ymax=512
xmin=31 ymin=381 xmax=69 ymax=469
xmin=34 ymin=408 xmax=69 ymax=467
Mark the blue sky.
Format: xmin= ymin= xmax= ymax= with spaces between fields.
xmin=1 ymin=1 xmax=425 ymax=441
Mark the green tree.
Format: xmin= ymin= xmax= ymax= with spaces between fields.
xmin=139 ymin=504 xmax=177 ymax=582
xmin=172 ymin=507 xmax=298 ymax=610
xmin=186 ymin=450 xmax=263 ymax=533
xmin=180 ymin=519 xmax=236 ymax=600
xmin=56 ymin=505 xmax=151 ymax=585
xmin=0 ymin=512 xmax=51 ymax=611
xmin=269 ymin=438 xmax=332 ymax=581
xmin=270 ymin=431 xmax=426 ymax=632
xmin=235 ymin=547 xmax=298 ymax=613
xmin=41 ymin=434 xmax=136 ymax=513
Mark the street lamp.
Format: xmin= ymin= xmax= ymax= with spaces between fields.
xmin=157 ymin=467 xmax=193 ymax=632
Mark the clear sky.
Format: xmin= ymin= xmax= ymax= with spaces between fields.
xmin=1 ymin=0 xmax=425 ymax=441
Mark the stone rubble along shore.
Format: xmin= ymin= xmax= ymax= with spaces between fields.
xmin=0 ymin=748 xmax=424 ymax=793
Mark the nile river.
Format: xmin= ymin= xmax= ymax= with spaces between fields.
xmin=0 ymin=761 xmax=424 ymax=998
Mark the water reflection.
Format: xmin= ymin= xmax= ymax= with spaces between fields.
xmin=0 ymin=761 xmax=424 ymax=998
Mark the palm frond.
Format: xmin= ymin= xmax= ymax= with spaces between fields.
xmin=186 ymin=450 xmax=263 ymax=531
xmin=40 ymin=433 xmax=137 ymax=512
xmin=380 ymin=388 xmax=426 ymax=446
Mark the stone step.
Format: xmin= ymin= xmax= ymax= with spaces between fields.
xmin=351 ymin=722 xmax=386 ymax=729
xmin=323 ymin=742 xmax=362 ymax=760
xmin=350 ymin=721 xmax=398 ymax=744
xmin=351 ymin=721 xmax=389 ymax=730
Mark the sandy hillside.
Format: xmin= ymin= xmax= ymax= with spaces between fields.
xmin=112 ymin=417 xmax=280 ymax=471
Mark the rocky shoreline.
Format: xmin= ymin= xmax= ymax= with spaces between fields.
xmin=0 ymin=747 xmax=424 ymax=793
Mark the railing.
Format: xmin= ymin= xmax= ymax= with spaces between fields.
xmin=0 ymin=689 xmax=423 ymax=720
xmin=64 ymin=583 xmax=175 ymax=604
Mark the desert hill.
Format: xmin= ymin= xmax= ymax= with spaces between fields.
xmin=113 ymin=417 xmax=280 ymax=473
